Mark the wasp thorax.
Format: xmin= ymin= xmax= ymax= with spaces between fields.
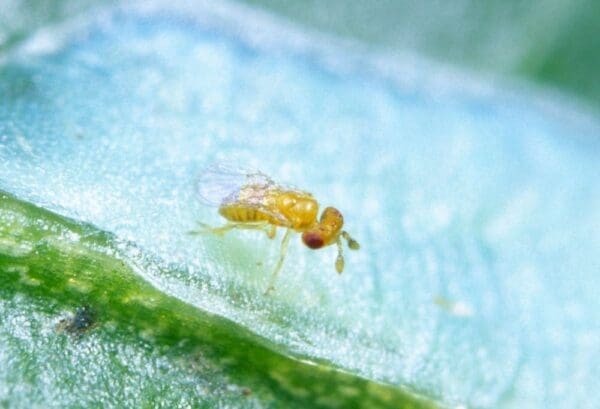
xmin=276 ymin=192 xmax=319 ymax=230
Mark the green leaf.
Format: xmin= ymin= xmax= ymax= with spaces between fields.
xmin=0 ymin=2 xmax=598 ymax=408
xmin=0 ymin=192 xmax=433 ymax=408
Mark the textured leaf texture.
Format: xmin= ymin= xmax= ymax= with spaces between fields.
xmin=0 ymin=1 xmax=599 ymax=408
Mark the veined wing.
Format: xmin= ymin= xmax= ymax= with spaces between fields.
xmin=196 ymin=164 xmax=276 ymax=207
xmin=197 ymin=164 xmax=307 ymax=225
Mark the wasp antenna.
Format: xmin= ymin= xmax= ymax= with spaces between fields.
xmin=342 ymin=231 xmax=360 ymax=250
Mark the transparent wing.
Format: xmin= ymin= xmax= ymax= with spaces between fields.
xmin=196 ymin=164 xmax=307 ymax=225
xmin=195 ymin=164 xmax=276 ymax=207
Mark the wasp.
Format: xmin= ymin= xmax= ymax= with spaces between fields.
xmin=191 ymin=165 xmax=360 ymax=294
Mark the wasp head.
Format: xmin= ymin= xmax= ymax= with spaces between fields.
xmin=301 ymin=207 xmax=344 ymax=249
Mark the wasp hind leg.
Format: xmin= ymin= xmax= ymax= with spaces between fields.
xmin=264 ymin=228 xmax=292 ymax=295
xmin=189 ymin=221 xmax=273 ymax=237
xmin=188 ymin=222 xmax=236 ymax=236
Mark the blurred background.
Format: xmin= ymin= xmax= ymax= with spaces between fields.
xmin=1 ymin=1 xmax=599 ymax=408
xmin=2 ymin=0 xmax=599 ymax=109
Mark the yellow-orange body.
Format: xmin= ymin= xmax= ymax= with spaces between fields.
xmin=195 ymin=165 xmax=359 ymax=293
xmin=219 ymin=189 xmax=320 ymax=231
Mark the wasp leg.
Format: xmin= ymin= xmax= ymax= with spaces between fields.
xmin=267 ymin=225 xmax=277 ymax=239
xmin=188 ymin=222 xmax=238 ymax=236
xmin=341 ymin=231 xmax=360 ymax=250
xmin=335 ymin=237 xmax=345 ymax=273
xmin=240 ymin=222 xmax=276 ymax=239
xmin=189 ymin=221 xmax=272 ymax=237
xmin=264 ymin=228 xmax=292 ymax=295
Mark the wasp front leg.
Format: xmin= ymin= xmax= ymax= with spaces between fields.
xmin=335 ymin=237 xmax=345 ymax=273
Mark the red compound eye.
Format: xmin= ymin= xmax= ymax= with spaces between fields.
xmin=302 ymin=232 xmax=324 ymax=249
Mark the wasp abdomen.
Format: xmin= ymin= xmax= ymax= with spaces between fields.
xmin=220 ymin=205 xmax=284 ymax=226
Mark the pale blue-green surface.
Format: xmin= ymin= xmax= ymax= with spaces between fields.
xmin=0 ymin=1 xmax=599 ymax=408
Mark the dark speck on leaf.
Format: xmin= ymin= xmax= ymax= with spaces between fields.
xmin=56 ymin=305 xmax=97 ymax=337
